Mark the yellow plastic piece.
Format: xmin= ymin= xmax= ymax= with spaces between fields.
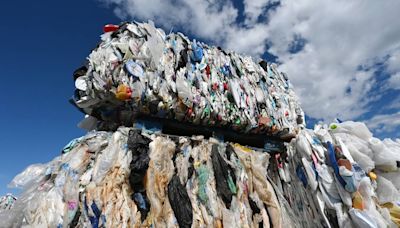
xmin=381 ymin=202 xmax=400 ymax=226
xmin=369 ymin=172 xmax=377 ymax=181
xmin=233 ymin=143 xmax=252 ymax=153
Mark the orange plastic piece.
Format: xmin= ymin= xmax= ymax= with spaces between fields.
xmin=353 ymin=191 xmax=365 ymax=210
xmin=116 ymin=84 xmax=132 ymax=101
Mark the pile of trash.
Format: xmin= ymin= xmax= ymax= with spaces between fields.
xmin=72 ymin=21 xmax=304 ymax=137
xmin=0 ymin=193 xmax=17 ymax=211
xmin=1 ymin=21 xmax=399 ymax=228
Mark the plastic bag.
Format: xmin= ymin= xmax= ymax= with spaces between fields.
xmin=128 ymin=130 xmax=151 ymax=220
xmin=167 ymin=175 xmax=193 ymax=228
xmin=211 ymin=144 xmax=236 ymax=208
xmin=296 ymin=131 xmax=312 ymax=157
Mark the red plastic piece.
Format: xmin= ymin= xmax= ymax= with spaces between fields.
xmin=103 ymin=24 xmax=119 ymax=33
xmin=223 ymin=82 xmax=229 ymax=90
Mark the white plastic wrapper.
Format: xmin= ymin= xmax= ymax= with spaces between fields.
xmin=8 ymin=163 xmax=47 ymax=189
xmin=376 ymin=176 xmax=400 ymax=204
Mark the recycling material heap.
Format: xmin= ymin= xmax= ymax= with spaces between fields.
xmin=1 ymin=21 xmax=400 ymax=228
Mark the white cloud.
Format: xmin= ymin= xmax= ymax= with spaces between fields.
xmin=387 ymin=96 xmax=400 ymax=110
xmin=387 ymin=49 xmax=400 ymax=73
xmin=99 ymin=0 xmax=400 ymax=131
xmin=264 ymin=0 xmax=400 ymax=120
xmin=387 ymin=72 xmax=400 ymax=90
xmin=243 ymin=0 xmax=277 ymax=25
xmin=365 ymin=112 xmax=400 ymax=135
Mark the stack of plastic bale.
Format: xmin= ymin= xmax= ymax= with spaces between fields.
xmin=72 ymin=21 xmax=304 ymax=138
xmin=0 ymin=193 xmax=17 ymax=212
xmin=0 ymin=128 xmax=301 ymax=227
xmin=269 ymin=120 xmax=400 ymax=227
xmin=0 ymin=21 xmax=308 ymax=228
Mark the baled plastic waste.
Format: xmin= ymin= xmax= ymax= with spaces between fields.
xmin=0 ymin=128 xmax=286 ymax=227
xmin=71 ymin=21 xmax=304 ymax=138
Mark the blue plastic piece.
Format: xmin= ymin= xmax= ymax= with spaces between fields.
xmin=134 ymin=193 xmax=148 ymax=210
xmin=190 ymin=42 xmax=203 ymax=63
xmin=327 ymin=141 xmax=346 ymax=187
xmin=296 ymin=165 xmax=308 ymax=187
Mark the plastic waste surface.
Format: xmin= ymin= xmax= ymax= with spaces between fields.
xmin=71 ymin=21 xmax=304 ymax=137
xmin=0 ymin=128 xmax=285 ymax=227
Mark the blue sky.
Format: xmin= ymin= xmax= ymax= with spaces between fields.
xmin=0 ymin=0 xmax=399 ymax=196
xmin=0 ymin=0 xmax=120 ymax=196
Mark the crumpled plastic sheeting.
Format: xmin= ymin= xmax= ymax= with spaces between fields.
xmin=72 ymin=21 xmax=304 ymax=137
xmin=0 ymin=128 xmax=285 ymax=227
xmin=274 ymin=121 xmax=400 ymax=227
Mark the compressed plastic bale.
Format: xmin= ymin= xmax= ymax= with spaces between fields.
xmin=376 ymin=176 xmax=400 ymax=204
xmin=72 ymin=21 xmax=304 ymax=137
